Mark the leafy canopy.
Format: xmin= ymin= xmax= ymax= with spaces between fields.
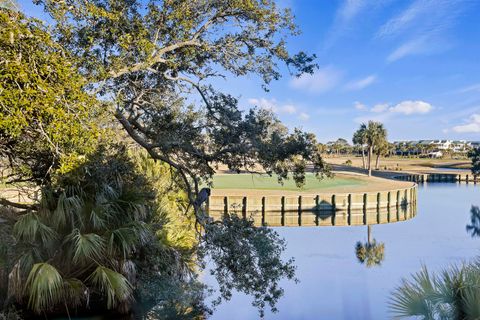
xmin=34 ymin=0 xmax=328 ymax=205
xmin=0 ymin=8 xmax=101 ymax=187
xmin=468 ymin=148 xmax=480 ymax=176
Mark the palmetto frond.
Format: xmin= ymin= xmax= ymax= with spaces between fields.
xmin=87 ymin=266 xmax=133 ymax=309
xmin=51 ymin=192 xmax=84 ymax=230
xmin=13 ymin=212 xmax=56 ymax=244
xmin=106 ymin=227 xmax=139 ymax=259
xmin=66 ymin=228 xmax=105 ymax=264
xmin=17 ymin=245 xmax=43 ymax=273
xmin=389 ymin=267 xmax=436 ymax=319
xmin=390 ymin=262 xmax=480 ymax=319
xmin=89 ymin=207 xmax=110 ymax=230
xmin=24 ymin=263 xmax=64 ymax=314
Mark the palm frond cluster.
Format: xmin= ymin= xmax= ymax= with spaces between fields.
xmin=390 ymin=261 xmax=480 ymax=319
xmin=8 ymin=180 xmax=149 ymax=315
xmin=1 ymin=146 xmax=201 ymax=317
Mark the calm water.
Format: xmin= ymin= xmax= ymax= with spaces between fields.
xmin=204 ymin=183 xmax=480 ymax=319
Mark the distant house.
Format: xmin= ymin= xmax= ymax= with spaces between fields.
xmin=392 ymin=139 xmax=474 ymax=156
xmin=427 ymin=151 xmax=443 ymax=158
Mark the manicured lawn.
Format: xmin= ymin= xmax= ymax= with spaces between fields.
xmin=210 ymin=173 xmax=366 ymax=191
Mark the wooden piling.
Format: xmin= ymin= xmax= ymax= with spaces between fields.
xmin=347 ymin=194 xmax=352 ymax=225
xmin=242 ymin=197 xmax=247 ymax=219
xmin=224 ymin=196 xmax=229 ymax=216
xmin=261 ymin=197 xmax=266 ymax=226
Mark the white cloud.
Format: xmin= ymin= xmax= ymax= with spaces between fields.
xmin=371 ymin=103 xmax=389 ymax=113
xmin=324 ymin=1 xmax=391 ymax=51
xmin=389 ymin=100 xmax=433 ymax=115
xmin=378 ymin=0 xmax=430 ymax=38
xmin=378 ymin=0 xmax=468 ymax=62
xmin=247 ymin=98 xmax=277 ymax=112
xmin=456 ymin=83 xmax=480 ymax=94
xmin=338 ymin=0 xmax=367 ymax=22
xmin=354 ymin=101 xmax=367 ymax=110
xmin=282 ymin=104 xmax=297 ymax=114
xmin=345 ymin=75 xmax=377 ymax=90
xmin=451 ymin=114 xmax=480 ymax=133
xmin=298 ymin=112 xmax=310 ymax=121
xmin=354 ymin=100 xmax=433 ymax=120
xmin=247 ymin=98 xmax=298 ymax=115
xmin=378 ymin=0 xmax=464 ymax=38
xmin=387 ymin=37 xmax=429 ymax=62
xmin=289 ymin=66 xmax=342 ymax=94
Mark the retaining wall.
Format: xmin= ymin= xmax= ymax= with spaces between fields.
xmin=207 ymin=184 xmax=417 ymax=227
xmin=395 ymin=173 xmax=478 ymax=183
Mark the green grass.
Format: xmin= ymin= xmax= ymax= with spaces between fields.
xmin=210 ymin=173 xmax=366 ymax=191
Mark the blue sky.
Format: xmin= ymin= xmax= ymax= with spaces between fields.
xmin=20 ymin=0 xmax=480 ymax=142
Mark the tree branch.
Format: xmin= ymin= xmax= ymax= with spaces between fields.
xmin=0 ymin=198 xmax=38 ymax=211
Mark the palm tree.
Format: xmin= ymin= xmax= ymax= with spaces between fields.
xmin=353 ymin=121 xmax=388 ymax=176
xmin=353 ymin=129 xmax=367 ymax=169
xmin=374 ymin=138 xmax=389 ymax=170
xmin=7 ymin=180 xmax=150 ymax=315
xmin=390 ymin=261 xmax=480 ymax=319
xmin=355 ymin=226 xmax=385 ymax=268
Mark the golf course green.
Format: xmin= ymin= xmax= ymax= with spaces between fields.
xmin=210 ymin=173 xmax=367 ymax=191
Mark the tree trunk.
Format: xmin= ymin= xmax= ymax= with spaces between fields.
xmin=361 ymin=148 xmax=366 ymax=169
xmin=375 ymin=153 xmax=380 ymax=170
xmin=368 ymin=145 xmax=373 ymax=176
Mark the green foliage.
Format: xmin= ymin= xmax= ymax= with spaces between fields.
xmin=128 ymin=150 xmax=208 ymax=317
xmin=353 ymin=121 xmax=388 ymax=175
xmin=6 ymin=147 xmax=153 ymax=315
xmin=87 ymin=265 xmax=133 ymax=310
xmin=199 ymin=214 xmax=297 ymax=317
xmin=389 ymin=261 xmax=480 ymax=319
xmin=130 ymin=150 xmax=196 ymax=253
xmin=0 ymin=8 xmax=101 ymax=187
xmin=3 ymin=1 xmax=329 ymax=317
xmin=24 ymin=263 xmax=64 ymax=314
xmin=30 ymin=0 xmax=327 ymax=201
xmin=468 ymin=148 xmax=480 ymax=176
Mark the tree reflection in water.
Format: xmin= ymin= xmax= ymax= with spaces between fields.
xmin=355 ymin=225 xmax=385 ymax=268
xmin=466 ymin=205 xmax=480 ymax=238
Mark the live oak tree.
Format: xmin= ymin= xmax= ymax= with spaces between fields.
xmin=3 ymin=0 xmax=330 ymax=316
xmin=34 ymin=0 xmax=328 ymax=208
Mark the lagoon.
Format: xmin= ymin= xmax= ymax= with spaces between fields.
xmin=205 ymin=183 xmax=480 ymax=319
